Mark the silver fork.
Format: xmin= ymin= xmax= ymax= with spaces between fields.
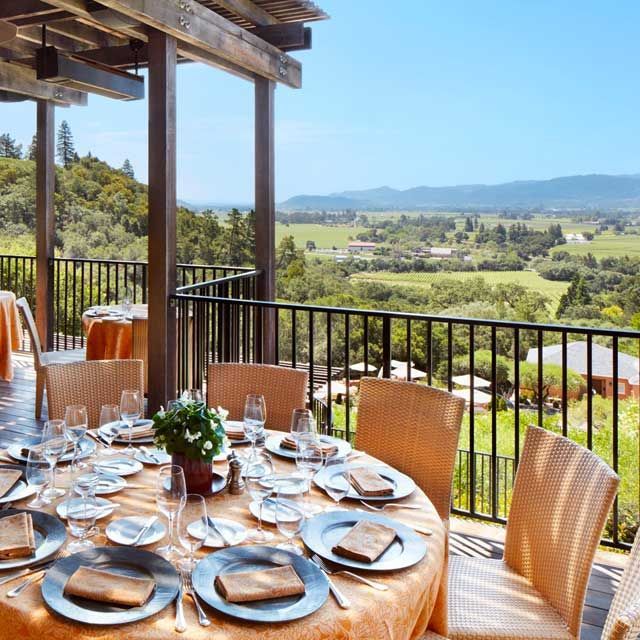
xmin=183 ymin=571 xmax=210 ymax=627
xmin=311 ymin=554 xmax=388 ymax=591
xmin=6 ymin=550 xmax=65 ymax=598
xmin=359 ymin=500 xmax=422 ymax=512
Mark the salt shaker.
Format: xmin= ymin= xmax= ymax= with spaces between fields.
xmin=226 ymin=451 xmax=245 ymax=495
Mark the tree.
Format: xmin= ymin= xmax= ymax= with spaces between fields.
xmin=556 ymin=274 xmax=591 ymax=318
xmin=27 ymin=135 xmax=37 ymax=161
xmin=121 ymin=159 xmax=134 ymax=179
xmin=0 ymin=133 xmax=22 ymax=159
xmin=56 ymin=120 xmax=75 ymax=168
xmin=464 ymin=216 xmax=474 ymax=232
xmin=306 ymin=240 xmax=316 ymax=251
xmin=518 ymin=362 xmax=584 ymax=404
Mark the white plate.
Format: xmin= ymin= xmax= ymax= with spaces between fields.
xmin=57 ymin=497 xmax=116 ymax=521
xmin=187 ymin=517 xmax=246 ymax=548
xmin=134 ymin=449 xmax=171 ymax=465
xmin=249 ymin=498 xmax=303 ymax=525
xmin=76 ymin=472 xmax=126 ymax=495
xmin=91 ymin=457 xmax=143 ymax=476
xmin=106 ymin=516 xmax=166 ymax=547
xmin=0 ymin=480 xmax=36 ymax=504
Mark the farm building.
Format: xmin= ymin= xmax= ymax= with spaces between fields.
xmin=429 ymin=247 xmax=457 ymax=258
xmin=565 ymin=233 xmax=590 ymax=244
xmin=348 ymin=241 xmax=377 ymax=253
xmin=526 ymin=341 xmax=639 ymax=399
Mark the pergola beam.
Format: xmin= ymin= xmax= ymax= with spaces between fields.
xmin=213 ymin=0 xmax=278 ymax=26
xmin=0 ymin=60 xmax=87 ymax=104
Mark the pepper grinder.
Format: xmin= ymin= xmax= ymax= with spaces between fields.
xmin=226 ymin=451 xmax=245 ymax=495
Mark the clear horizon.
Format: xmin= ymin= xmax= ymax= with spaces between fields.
xmin=3 ymin=0 xmax=640 ymax=203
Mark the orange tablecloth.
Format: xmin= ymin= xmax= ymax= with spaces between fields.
xmin=0 ymin=443 xmax=446 ymax=640
xmin=82 ymin=304 xmax=147 ymax=361
xmin=0 ymin=291 xmax=21 ymax=381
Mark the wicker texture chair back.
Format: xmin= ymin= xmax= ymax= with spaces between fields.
xmin=602 ymin=532 xmax=640 ymax=640
xmin=355 ymin=377 xmax=465 ymax=520
xmin=131 ymin=317 xmax=148 ymax=393
xmin=504 ymin=426 xmax=619 ymax=638
xmin=45 ymin=359 xmax=144 ymax=428
xmin=207 ymin=363 xmax=308 ymax=431
xmin=15 ymin=297 xmax=42 ymax=368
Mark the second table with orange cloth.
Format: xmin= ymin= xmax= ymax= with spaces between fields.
xmin=0 ymin=291 xmax=22 ymax=381
xmin=82 ymin=304 xmax=147 ymax=361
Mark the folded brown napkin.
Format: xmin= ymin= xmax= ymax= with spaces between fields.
xmin=21 ymin=438 xmax=72 ymax=458
xmin=215 ymin=565 xmax=305 ymax=603
xmin=64 ymin=566 xmax=156 ymax=607
xmin=280 ymin=436 xmax=338 ymax=457
xmin=224 ymin=423 xmax=246 ymax=440
xmin=0 ymin=512 xmax=36 ymax=559
xmin=332 ymin=520 xmax=397 ymax=563
xmin=0 ymin=469 xmax=22 ymax=498
xmin=117 ymin=424 xmax=154 ymax=440
xmin=350 ymin=467 xmax=394 ymax=497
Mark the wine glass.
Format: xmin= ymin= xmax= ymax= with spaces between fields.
xmin=121 ymin=287 xmax=132 ymax=316
xmin=323 ymin=454 xmax=350 ymax=511
xmin=155 ymin=465 xmax=186 ymax=561
xmin=120 ymin=390 xmax=141 ymax=455
xmin=295 ymin=433 xmax=323 ymax=516
xmin=99 ymin=404 xmax=121 ymax=455
xmin=26 ymin=448 xmax=50 ymax=508
xmin=65 ymin=479 xmax=98 ymax=553
xmin=244 ymin=394 xmax=266 ymax=459
xmin=275 ymin=477 xmax=306 ymax=555
xmin=64 ymin=405 xmax=88 ymax=472
xmin=246 ymin=456 xmax=275 ymax=542
xmin=177 ymin=494 xmax=208 ymax=572
xmin=290 ymin=409 xmax=315 ymax=442
xmin=41 ymin=419 xmax=67 ymax=499
xmin=181 ymin=389 xmax=203 ymax=402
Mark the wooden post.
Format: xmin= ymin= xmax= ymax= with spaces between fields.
xmin=35 ymin=99 xmax=55 ymax=351
xmin=147 ymin=29 xmax=177 ymax=412
xmin=254 ymin=76 xmax=276 ymax=364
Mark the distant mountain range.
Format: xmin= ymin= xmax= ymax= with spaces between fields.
xmin=279 ymin=174 xmax=640 ymax=211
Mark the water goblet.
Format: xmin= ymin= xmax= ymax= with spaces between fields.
xmin=244 ymin=394 xmax=266 ymax=460
xmin=120 ymin=389 xmax=141 ymax=455
xmin=41 ymin=419 xmax=67 ymax=500
xmin=245 ymin=456 xmax=275 ymax=542
xmin=99 ymin=404 xmax=121 ymax=455
xmin=295 ymin=433 xmax=323 ymax=516
xmin=121 ymin=287 xmax=133 ymax=316
xmin=181 ymin=389 xmax=203 ymax=402
xmin=290 ymin=409 xmax=315 ymax=443
xmin=26 ymin=448 xmax=50 ymax=508
xmin=177 ymin=494 xmax=208 ymax=572
xmin=275 ymin=477 xmax=306 ymax=555
xmin=64 ymin=405 xmax=88 ymax=472
xmin=65 ymin=480 xmax=98 ymax=553
xmin=155 ymin=465 xmax=187 ymax=562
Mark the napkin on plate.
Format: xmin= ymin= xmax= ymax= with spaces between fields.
xmin=64 ymin=566 xmax=156 ymax=607
xmin=215 ymin=565 xmax=305 ymax=603
xmin=280 ymin=436 xmax=338 ymax=457
xmin=21 ymin=438 xmax=72 ymax=458
xmin=0 ymin=469 xmax=22 ymax=498
xmin=349 ymin=467 xmax=394 ymax=497
xmin=332 ymin=520 xmax=397 ymax=563
xmin=0 ymin=512 xmax=36 ymax=559
xmin=224 ymin=422 xmax=246 ymax=441
xmin=117 ymin=424 xmax=155 ymax=440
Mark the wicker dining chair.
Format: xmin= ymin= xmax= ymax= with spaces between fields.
xmin=207 ymin=363 xmax=308 ymax=431
xmin=445 ymin=426 xmax=619 ymax=640
xmin=355 ymin=377 xmax=465 ymax=521
xmin=601 ymin=530 xmax=640 ymax=640
xmin=16 ymin=297 xmax=85 ymax=419
xmin=44 ymin=359 xmax=144 ymax=428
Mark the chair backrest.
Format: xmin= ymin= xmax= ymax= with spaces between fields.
xmin=602 ymin=533 xmax=640 ymax=640
xmin=504 ymin=426 xmax=619 ymax=638
xmin=44 ymin=359 xmax=144 ymax=428
xmin=15 ymin=297 xmax=43 ymax=367
xmin=207 ymin=363 xmax=308 ymax=431
xmin=131 ymin=317 xmax=148 ymax=393
xmin=355 ymin=377 xmax=465 ymax=520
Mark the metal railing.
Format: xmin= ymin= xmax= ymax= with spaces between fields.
xmin=174 ymin=291 xmax=640 ymax=550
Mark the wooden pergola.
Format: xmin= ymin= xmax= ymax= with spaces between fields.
xmin=0 ymin=0 xmax=328 ymax=411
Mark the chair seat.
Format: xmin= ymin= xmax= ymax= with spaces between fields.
xmin=448 ymin=557 xmax=574 ymax=640
xmin=40 ymin=349 xmax=86 ymax=367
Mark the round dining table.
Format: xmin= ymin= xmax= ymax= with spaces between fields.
xmin=0 ymin=440 xmax=447 ymax=640
xmin=0 ymin=291 xmax=22 ymax=382
xmin=81 ymin=304 xmax=147 ymax=361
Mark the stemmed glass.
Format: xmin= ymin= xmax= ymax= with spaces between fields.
xmin=64 ymin=405 xmax=88 ymax=472
xmin=155 ymin=465 xmax=186 ymax=562
xmin=244 ymin=394 xmax=266 ymax=460
xmin=120 ymin=390 xmax=141 ymax=455
xmin=290 ymin=409 xmax=315 ymax=442
xmin=99 ymin=404 xmax=121 ymax=455
xmin=246 ymin=456 xmax=275 ymax=542
xmin=26 ymin=449 xmax=50 ymax=508
xmin=65 ymin=479 xmax=98 ymax=553
xmin=41 ymin=419 xmax=67 ymax=499
xmin=295 ymin=433 xmax=323 ymax=516
xmin=181 ymin=389 xmax=203 ymax=402
xmin=323 ymin=454 xmax=350 ymax=511
xmin=121 ymin=287 xmax=132 ymax=316
xmin=177 ymin=494 xmax=208 ymax=572
xmin=275 ymin=477 xmax=306 ymax=555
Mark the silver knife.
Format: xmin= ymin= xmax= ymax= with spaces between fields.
xmin=130 ymin=515 xmax=158 ymax=546
xmin=310 ymin=558 xmax=350 ymax=608
xmin=207 ymin=516 xmax=232 ymax=546
xmin=174 ymin=581 xmax=186 ymax=632
xmin=0 ymin=559 xmax=56 ymax=586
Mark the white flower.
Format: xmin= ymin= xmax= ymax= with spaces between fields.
xmin=184 ymin=430 xmax=201 ymax=443
xmin=203 ymin=441 xmax=213 ymax=451
xmin=217 ymin=406 xmax=229 ymax=420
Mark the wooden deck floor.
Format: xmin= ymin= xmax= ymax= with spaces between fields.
xmin=0 ymin=352 xmax=624 ymax=639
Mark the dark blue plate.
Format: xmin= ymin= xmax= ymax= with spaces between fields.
xmin=41 ymin=546 xmax=180 ymax=625
xmin=192 ymin=545 xmax=329 ymax=622
xmin=301 ymin=510 xmax=427 ymax=572
xmin=265 ymin=434 xmax=352 ymax=460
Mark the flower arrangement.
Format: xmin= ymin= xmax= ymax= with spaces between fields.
xmin=152 ymin=400 xmax=227 ymax=463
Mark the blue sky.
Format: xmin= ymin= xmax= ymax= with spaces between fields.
xmin=3 ymin=0 xmax=640 ymax=203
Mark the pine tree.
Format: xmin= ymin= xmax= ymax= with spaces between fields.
xmin=121 ymin=159 xmax=135 ymax=179
xmin=56 ymin=120 xmax=76 ymax=168
xmin=464 ymin=216 xmax=473 ymax=232
xmin=0 ymin=133 xmax=23 ymax=159
xmin=556 ymin=274 xmax=591 ymax=318
xmin=27 ymin=134 xmax=37 ymax=161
